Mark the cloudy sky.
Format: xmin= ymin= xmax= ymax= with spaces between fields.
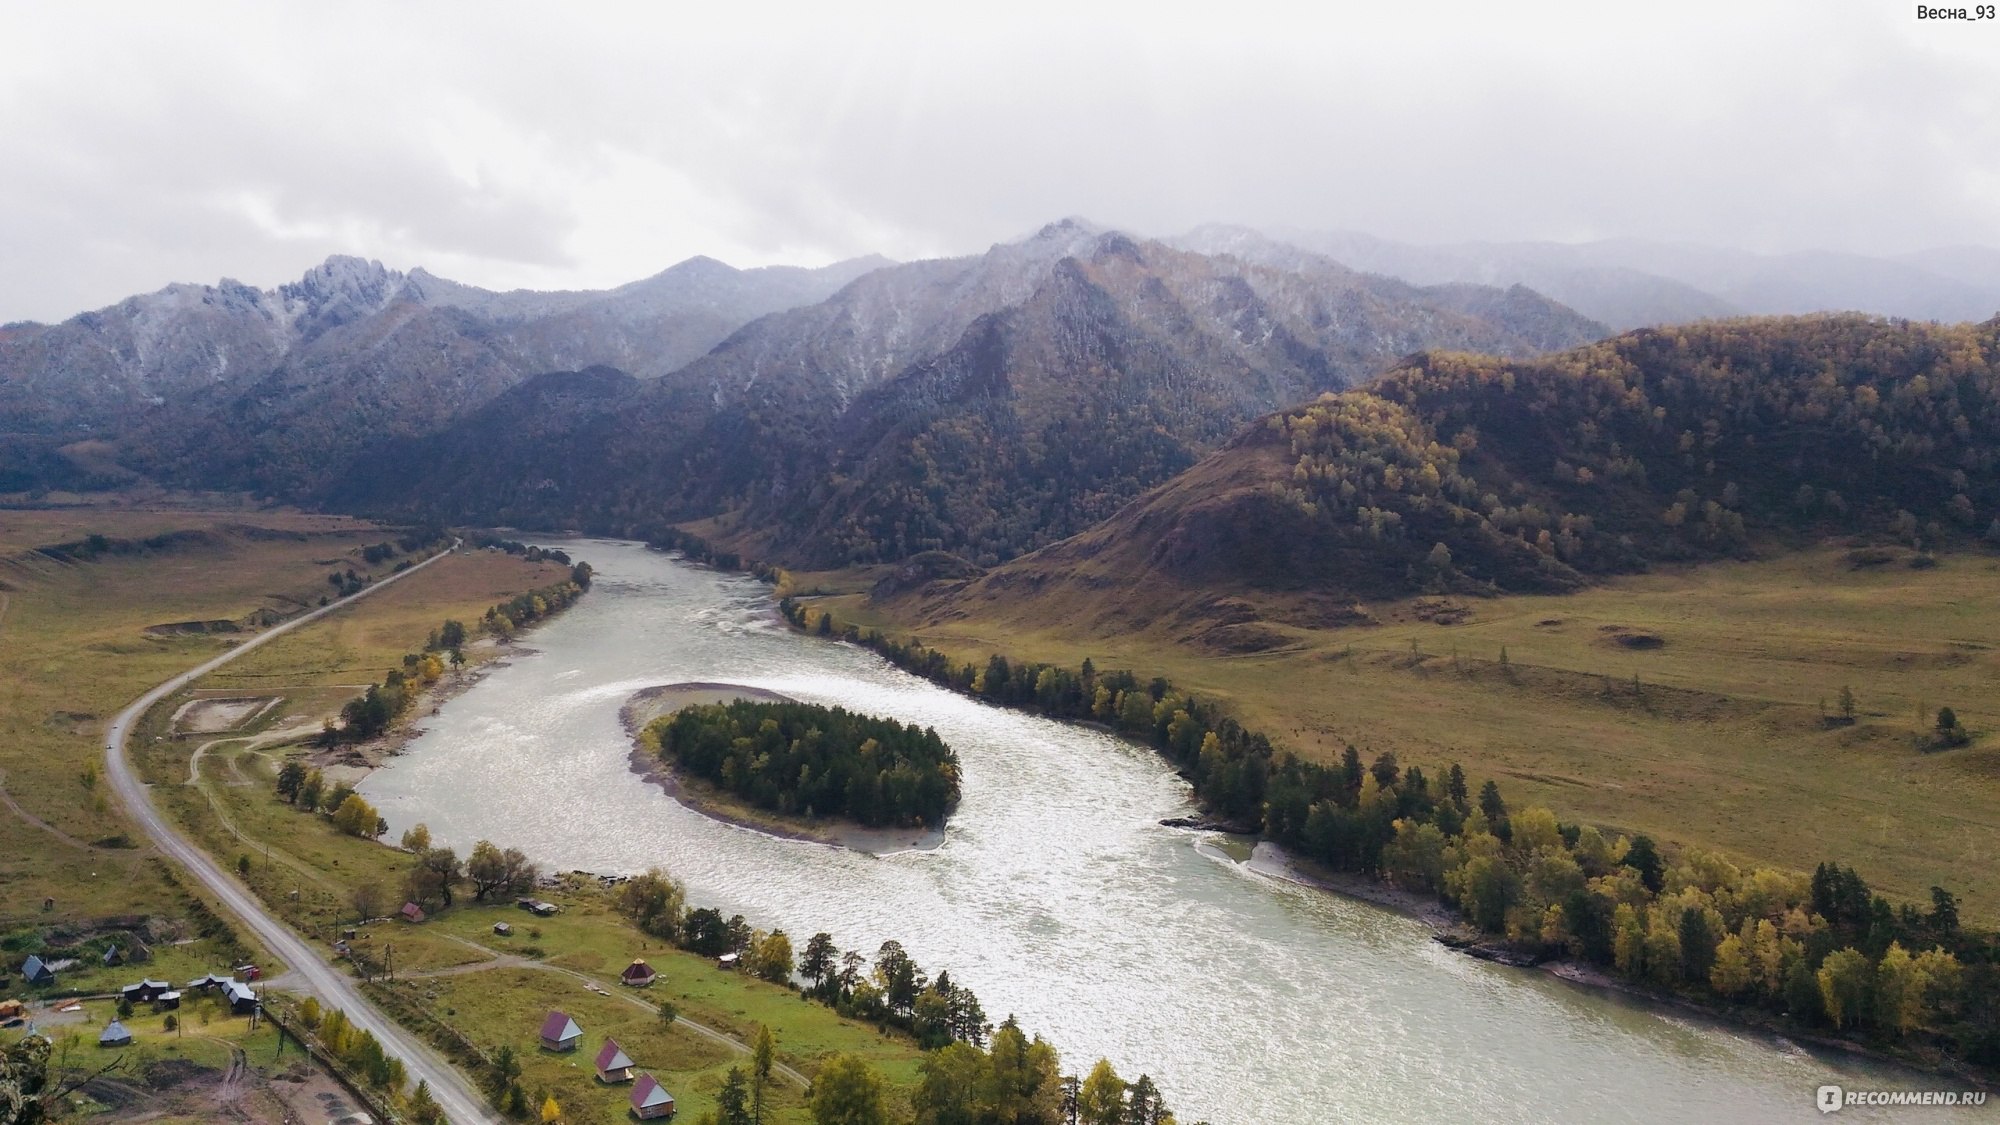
xmin=2 ymin=0 xmax=1995 ymax=323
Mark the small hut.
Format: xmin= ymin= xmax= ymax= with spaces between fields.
xmin=539 ymin=1010 xmax=582 ymax=1052
xmin=102 ymin=945 xmax=124 ymax=967
xmin=630 ymin=1074 xmax=676 ymax=1120
xmin=21 ymin=956 xmax=54 ymax=987
xmin=493 ymin=922 xmax=513 ymax=937
xmin=155 ymin=991 xmax=182 ymax=1011
xmin=595 ymin=1038 xmax=635 ymax=1084
xmin=400 ymin=902 xmax=427 ymax=924
xmin=715 ymin=952 xmax=739 ymax=971
xmin=98 ymin=1020 xmax=133 ymax=1048
xmin=619 ymin=959 xmax=656 ymax=988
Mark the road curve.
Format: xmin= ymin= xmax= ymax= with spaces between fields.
xmin=102 ymin=543 xmax=501 ymax=1125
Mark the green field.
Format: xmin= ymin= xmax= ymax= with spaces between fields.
xmin=836 ymin=544 xmax=2000 ymax=918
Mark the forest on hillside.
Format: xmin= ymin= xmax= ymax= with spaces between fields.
xmin=1148 ymin=315 xmax=2000 ymax=597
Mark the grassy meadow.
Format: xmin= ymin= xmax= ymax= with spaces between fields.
xmin=831 ymin=544 xmax=2000 ymax=918
xmin=0 ymin=507 xmax=397 ymax=924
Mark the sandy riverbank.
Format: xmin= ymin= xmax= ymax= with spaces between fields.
xmin=621 ymin=682 xmax=946 ymax=856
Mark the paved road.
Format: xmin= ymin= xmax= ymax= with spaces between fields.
xmin=103 ymin=543 xmax=501 ymax=1125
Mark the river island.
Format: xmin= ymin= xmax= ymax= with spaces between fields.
xmin=622 ymin=682 xmax=956 ymax=855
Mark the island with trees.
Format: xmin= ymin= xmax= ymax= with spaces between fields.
xmin=641 ymin=698 xmax=961 ymax=837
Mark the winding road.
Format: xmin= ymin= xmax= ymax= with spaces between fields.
xmin=102 ymin=544 xmax=502 ymax=1125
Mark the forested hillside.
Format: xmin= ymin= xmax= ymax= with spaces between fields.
xmin=903 ymin=315 xmax=2000 ymax=619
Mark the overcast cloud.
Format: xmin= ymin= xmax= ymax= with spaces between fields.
xmin=2 ymin=0 xmax=1995 ymax=323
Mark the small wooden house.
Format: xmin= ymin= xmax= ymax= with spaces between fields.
xmin=595 ymin=1038 xmax=635 ymax=1084
xmin=493 ymin=922 xmax=513 ymax=936
xmin=630 ymin=1073 xmax=676 ymax=1120
xmin=21 ymin=956 xmax=54 ymax=987
xmin=120 ymin=979 xmax=171 ymax=1004
xmin=619 ymin=959 xmax=656 ymax=987
xmin=400 ymin=902 xmax=427 ymax=924
xmin=187 ymin=973 xmax=228 ymax=992
xmin=539 ymin=1010 xmax=582 ymax=1052
xmin=155 ymin=991 xmax=182 ymax=1011
xmin=98 ymin=1020 xmax=133 ymax=1048
xmin=715 ymin=952 xmax=739 ymax=971
xmin=102 ymin=945 xmax=124 ymax=967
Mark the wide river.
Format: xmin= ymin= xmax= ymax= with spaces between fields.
xmin=361 ymin=540 xmax=1980 ymax=1124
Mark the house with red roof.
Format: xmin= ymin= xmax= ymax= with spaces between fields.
xmin=594 ymin=1038 xmax=634 ymax=1084
xmin=539 ymin=1010 xmax=582 ymax=1052
xmin=630 ymin=1073 xmax=675 ymax=1119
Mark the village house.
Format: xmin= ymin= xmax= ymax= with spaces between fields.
xmin=630 ymin=1073 xmax=676 ymax=1120
xmin=119 ymin=979 xmax=172 ymax=1005
xmin=619 ymin=959 xmax=656 ymax=987
xmin=20 ymin=956 xmax=54 ymax=987
xmin=222 ymin=979 xmax=258 ymax=1015
xmin=98 ymin=1020 xmax=133 ymax=1048
xmin=400 ymin=902 xmax=427 ymax=924
xmin=539 ymin=1010 xmax=582 ymax=1052
xmin=594 ymin=1038 xmax=635 ymax=1083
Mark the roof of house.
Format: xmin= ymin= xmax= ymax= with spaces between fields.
xmin=595 ymin=1039 xmax=634 ymax=1072
xmin=632 ymin=1074 xmax=674 ymax=1110
xmin=539 ymin=1010 xmax=581 ymax=1042
xmin=99 ymin=1020 xmax=131 ymax=1044
xmin=22 ymin=955 xmax=50 ymax=977
xmin=400 ymin=902 xmax=425 ymax=918
xmin=223 ymin=980 xmax=256 ymax=1003
xmin=620 ymin=959 xmax=654 ymax=979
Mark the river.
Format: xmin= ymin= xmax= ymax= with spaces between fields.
xmin=359 ymin=539 xmax=1980 ymax=1124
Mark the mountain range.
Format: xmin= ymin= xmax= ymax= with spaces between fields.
xmin=4 ymin=219 xmax=1996 ymax=582
xmin=325 ymin=219 xmax=1608 ymax=564
xmin=0 ymin=252 xmax=883 ymax=493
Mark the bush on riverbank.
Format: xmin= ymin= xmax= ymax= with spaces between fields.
xmin=646 ymin=700 xmax=960 ymax=828
xmin=321 ymin=569 xmax=590 ymax=744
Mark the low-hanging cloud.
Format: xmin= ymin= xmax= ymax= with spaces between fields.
xmin=2 ymin=0 xmax=1995 ymax=323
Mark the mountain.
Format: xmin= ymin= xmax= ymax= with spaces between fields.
xmin=1235 ymin=228 xmax=2000 ymax=330
xmin=886 ymin=314 xmax=2000 ymax=634
xmin=0 ymin=253 xmax=886 ymax=494
xmin=335 ymin=220 xmax=1611 ymax=566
